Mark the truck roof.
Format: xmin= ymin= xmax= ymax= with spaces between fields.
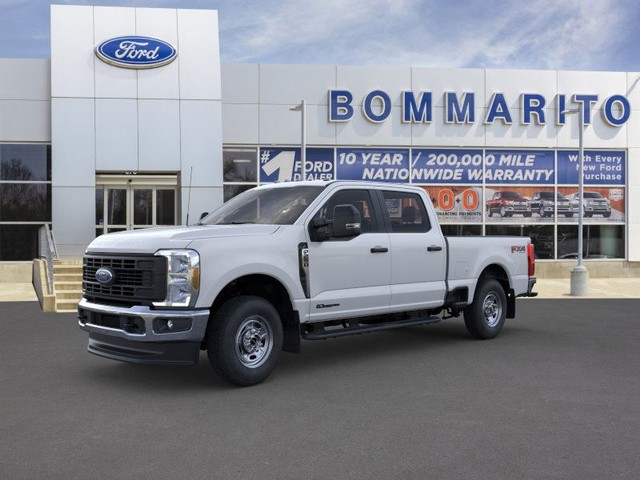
xmin=254 ymin=180 xmax=425 ymax=192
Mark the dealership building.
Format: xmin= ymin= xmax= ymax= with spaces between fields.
xmin=1 ymin=4 xmax=639 ymax=280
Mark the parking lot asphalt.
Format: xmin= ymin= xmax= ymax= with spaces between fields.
xmin=1 ymin=300 xmax=639 ymax=480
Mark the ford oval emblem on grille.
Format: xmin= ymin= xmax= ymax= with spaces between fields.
xmin=95 ymin=267 xmax=115 ymax=285
xmin=95 ymin=36 xmax=177 ymax=69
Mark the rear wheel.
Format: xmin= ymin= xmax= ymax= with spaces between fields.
xmin=207 ymin=295 xmax=283 ymax=386
xmin=464 ymin=279 xmax=506 ymax=339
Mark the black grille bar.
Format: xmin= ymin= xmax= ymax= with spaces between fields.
xmin=83 ymin=254 xmax=167 ymax=304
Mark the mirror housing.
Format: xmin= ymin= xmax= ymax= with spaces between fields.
xmin=199 ymin=212 xmax=209 ymax=221
xmin=332 ymin=204 xmax=361 ymax=238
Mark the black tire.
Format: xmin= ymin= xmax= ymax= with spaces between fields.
xmin=565 ymin=213 xmax=573 ymax=218
xmin=523 ymin=213 xmax=532 ymax=218
xmin=603 ymin=212 xmax=611 ymax=218
xmin=487 ymin=206 xmax=493 ymax=217
xmin=463 ymin=279 xmax=507 ymax=339
xmin=207 ymin=295 xmax=283 ymax=386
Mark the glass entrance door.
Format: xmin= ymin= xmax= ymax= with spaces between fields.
xmin=95 ymin=175 xmax=178 ymax=237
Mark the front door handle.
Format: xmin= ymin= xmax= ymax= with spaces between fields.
xmin=427 ymin=245 xmax=443 ymax=252
xmin=370 ymin=247 xmax=389 ymax=253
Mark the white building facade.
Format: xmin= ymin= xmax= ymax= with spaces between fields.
xmin=0 ymin=5 xmax=639 ymax=272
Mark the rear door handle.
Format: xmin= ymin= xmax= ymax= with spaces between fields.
xmin=370 ymin=247 xmax=389 ymax=253
xmin=427 ymin=245 xmax=443 ymax=252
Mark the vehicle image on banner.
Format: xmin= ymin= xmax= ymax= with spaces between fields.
xmin=566 ymin=191 xmax=612 ymax=218
xmin=530 ymin=191 xmax=577 ymax=218
xmin=486 ymin=191 xmax=532 ymax=217
xmin=78 ymin=181 xmax=537 ymax=386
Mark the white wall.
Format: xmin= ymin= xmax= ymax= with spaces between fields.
xmin=51 ymin=5 xmax=223 ymax=258
xmin=0 ymin=59 xmax=51 ymax=142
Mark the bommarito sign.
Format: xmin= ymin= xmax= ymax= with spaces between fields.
xmin=328 ymin=90 xmax=631 ymax=127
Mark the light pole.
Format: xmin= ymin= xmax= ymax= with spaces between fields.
xmin=562 ymin=104 xmax=588 ymax=295
xmin=289 ymin=100 xmax=306 ymax=181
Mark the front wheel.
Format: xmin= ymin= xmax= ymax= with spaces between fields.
xmin=207 ymin=295 xmax=283 ymax=386
xmin=463 ymin=279 xmax=507 ymax=339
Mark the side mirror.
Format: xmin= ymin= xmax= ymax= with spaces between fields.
xmin=332 ymin=204 xmax=361 ymax=238
xmin=199 ymin=212 xmax=209 ymax=221
xmin=310 ymin=217 xmax=330 ymax=242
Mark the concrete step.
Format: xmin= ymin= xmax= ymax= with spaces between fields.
xmin=53 ymin=259 xmax=82 ymax=265
xmin=56 ymin=290 xmax=82 ymax=300
xmin=53 ymin=265 xmax=83 ymax=274
xmin=55 ymin=281 xmax=82 ymax=291
xmin=54 ymin=273 xmax=83 ymax=282
xmin=55 ymin=299 xmax=80 ymax=312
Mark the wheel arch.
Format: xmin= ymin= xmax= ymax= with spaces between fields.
xmin=206 ymin=274 xmax=300 ymax=353
xmin=477 ymin=263 xmax=516 ymax=318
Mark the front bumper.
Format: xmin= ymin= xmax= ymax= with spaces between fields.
xmin=78 ymin=298 xmax=210 ymax=365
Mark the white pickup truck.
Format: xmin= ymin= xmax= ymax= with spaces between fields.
xmin=79 ymin=181 xmax=537 ymax=386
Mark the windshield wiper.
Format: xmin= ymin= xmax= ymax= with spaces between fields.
xmin=216 ymin=221 xmax=256 ymax=225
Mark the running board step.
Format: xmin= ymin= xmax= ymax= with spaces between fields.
xmin=302 ymin=316 xmax=441 ymax=340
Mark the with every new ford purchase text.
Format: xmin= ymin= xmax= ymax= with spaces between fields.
xmin=78 ymin=181 xmax=537 ymax=386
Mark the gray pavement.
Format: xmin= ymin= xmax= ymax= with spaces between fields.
xmin=1 ymin=300 xmax=639 ymax=480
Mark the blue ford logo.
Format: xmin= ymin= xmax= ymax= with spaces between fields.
xmin=95 ymin=36 xmax=177 ymax=69
xmin=95 ymin=267 xmax=115 ymax=285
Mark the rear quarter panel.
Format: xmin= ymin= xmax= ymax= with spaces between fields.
xmin=446 ymin=236 xmax=531 ymax=301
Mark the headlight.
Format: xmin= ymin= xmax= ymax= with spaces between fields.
xmin=153 ymin=249 xmax=200 ymax=308
xmin=506 ymin=200 xmax=515 ymax=206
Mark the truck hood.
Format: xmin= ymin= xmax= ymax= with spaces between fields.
xmin=86 ymin=225 xmax=280 ymax=254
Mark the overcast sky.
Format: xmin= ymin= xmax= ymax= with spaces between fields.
xmin=1 ymin=0 xmax=639 ymax=71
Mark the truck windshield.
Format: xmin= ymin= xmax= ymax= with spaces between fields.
xmin=201 ymin=185 xmax=325 ymax=225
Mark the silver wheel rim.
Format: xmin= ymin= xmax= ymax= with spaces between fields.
xmin=540 ymin=206 xmax=545 ymax=217
xmin=235 ymin=316 xmax=273 ymax=368
xmin=482 ymin=292 xmax=502 ymax=328
xmin=500 ymin=207 xmax=506 ymax=217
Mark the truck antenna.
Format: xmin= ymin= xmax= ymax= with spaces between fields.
xmin=186 ymin=166 xmax=193 ymax=226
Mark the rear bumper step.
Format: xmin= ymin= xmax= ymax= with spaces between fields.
xmin=302 ymin=315 xmax=441 ymax=340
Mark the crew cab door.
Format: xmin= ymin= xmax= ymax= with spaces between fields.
xmin=305 ymin=188 xmax=391 ymax=322
xmin=377 ymin=189 xmax=446 ymax=311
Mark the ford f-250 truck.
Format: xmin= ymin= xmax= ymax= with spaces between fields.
xmin=79 ymin=181 xmax=537 ymax=386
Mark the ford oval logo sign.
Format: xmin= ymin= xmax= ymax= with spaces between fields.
xmin=95 ymin=36 xmax=177 ymax=69
xmin=95 ymin=267 xmax=115 ymax=285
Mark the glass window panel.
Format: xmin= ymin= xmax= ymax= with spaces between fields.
xmin=107 ymin=189 xmax=127 ymax=225
xmin=486 ymin=224 xmax=554 ymax=260
xmin=440 ymin=224 xmax=482 ymax=236
xmin=95 ymin=188 xmax=104 ymax=226
xmin=0 ymin=144 xmax=51 ymax=181
xmin=156 ymin=189 xmax=175 ymax=225
xmin=557 ymin=225 xmax=624 ymax=259
xmin=0 ymin=224 xmax=41 ymax=261
xmin=313 ymin=189 xmax=380 ymax=234
xmin=95 ymin=228 xmax=104 ymax=238
xmin=382 ymin=190 xmax=430 ymax=233
xmin=0 ymin=184 xmax=51 ymax=222
xmin=133 ymin=189 xmax=153 ymax=225
xmin=223 ymin=184 xmax=254 ymax=202
xmin=223 ymin=148 xmax=257 ymax=182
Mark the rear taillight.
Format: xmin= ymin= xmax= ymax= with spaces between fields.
xmin=527 ymin=243 xmax=535 ymax=277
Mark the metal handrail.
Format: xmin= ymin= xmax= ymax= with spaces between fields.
xmin=38 ymin=224 xmax=58 ymax=294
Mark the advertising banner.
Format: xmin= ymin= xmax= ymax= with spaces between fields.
xmin=336 ymin=148 xmax=410 ymax=182
xmin=485 ymin=187 xmax=545 ymax=223
xmin=557 ymin=187 xmax=625 ymax=223
xmin=484 ymin=150 xmax=554 ymax=184
xmin=421 ymin=186 xmax=482 ymax=223
xmin=411 ymin=149 xmax=483 ymax=184
xmin=557 ymin=150 xmax=625 ymax=185
xmin=259 ymin=147 xmax=334 ymax=183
